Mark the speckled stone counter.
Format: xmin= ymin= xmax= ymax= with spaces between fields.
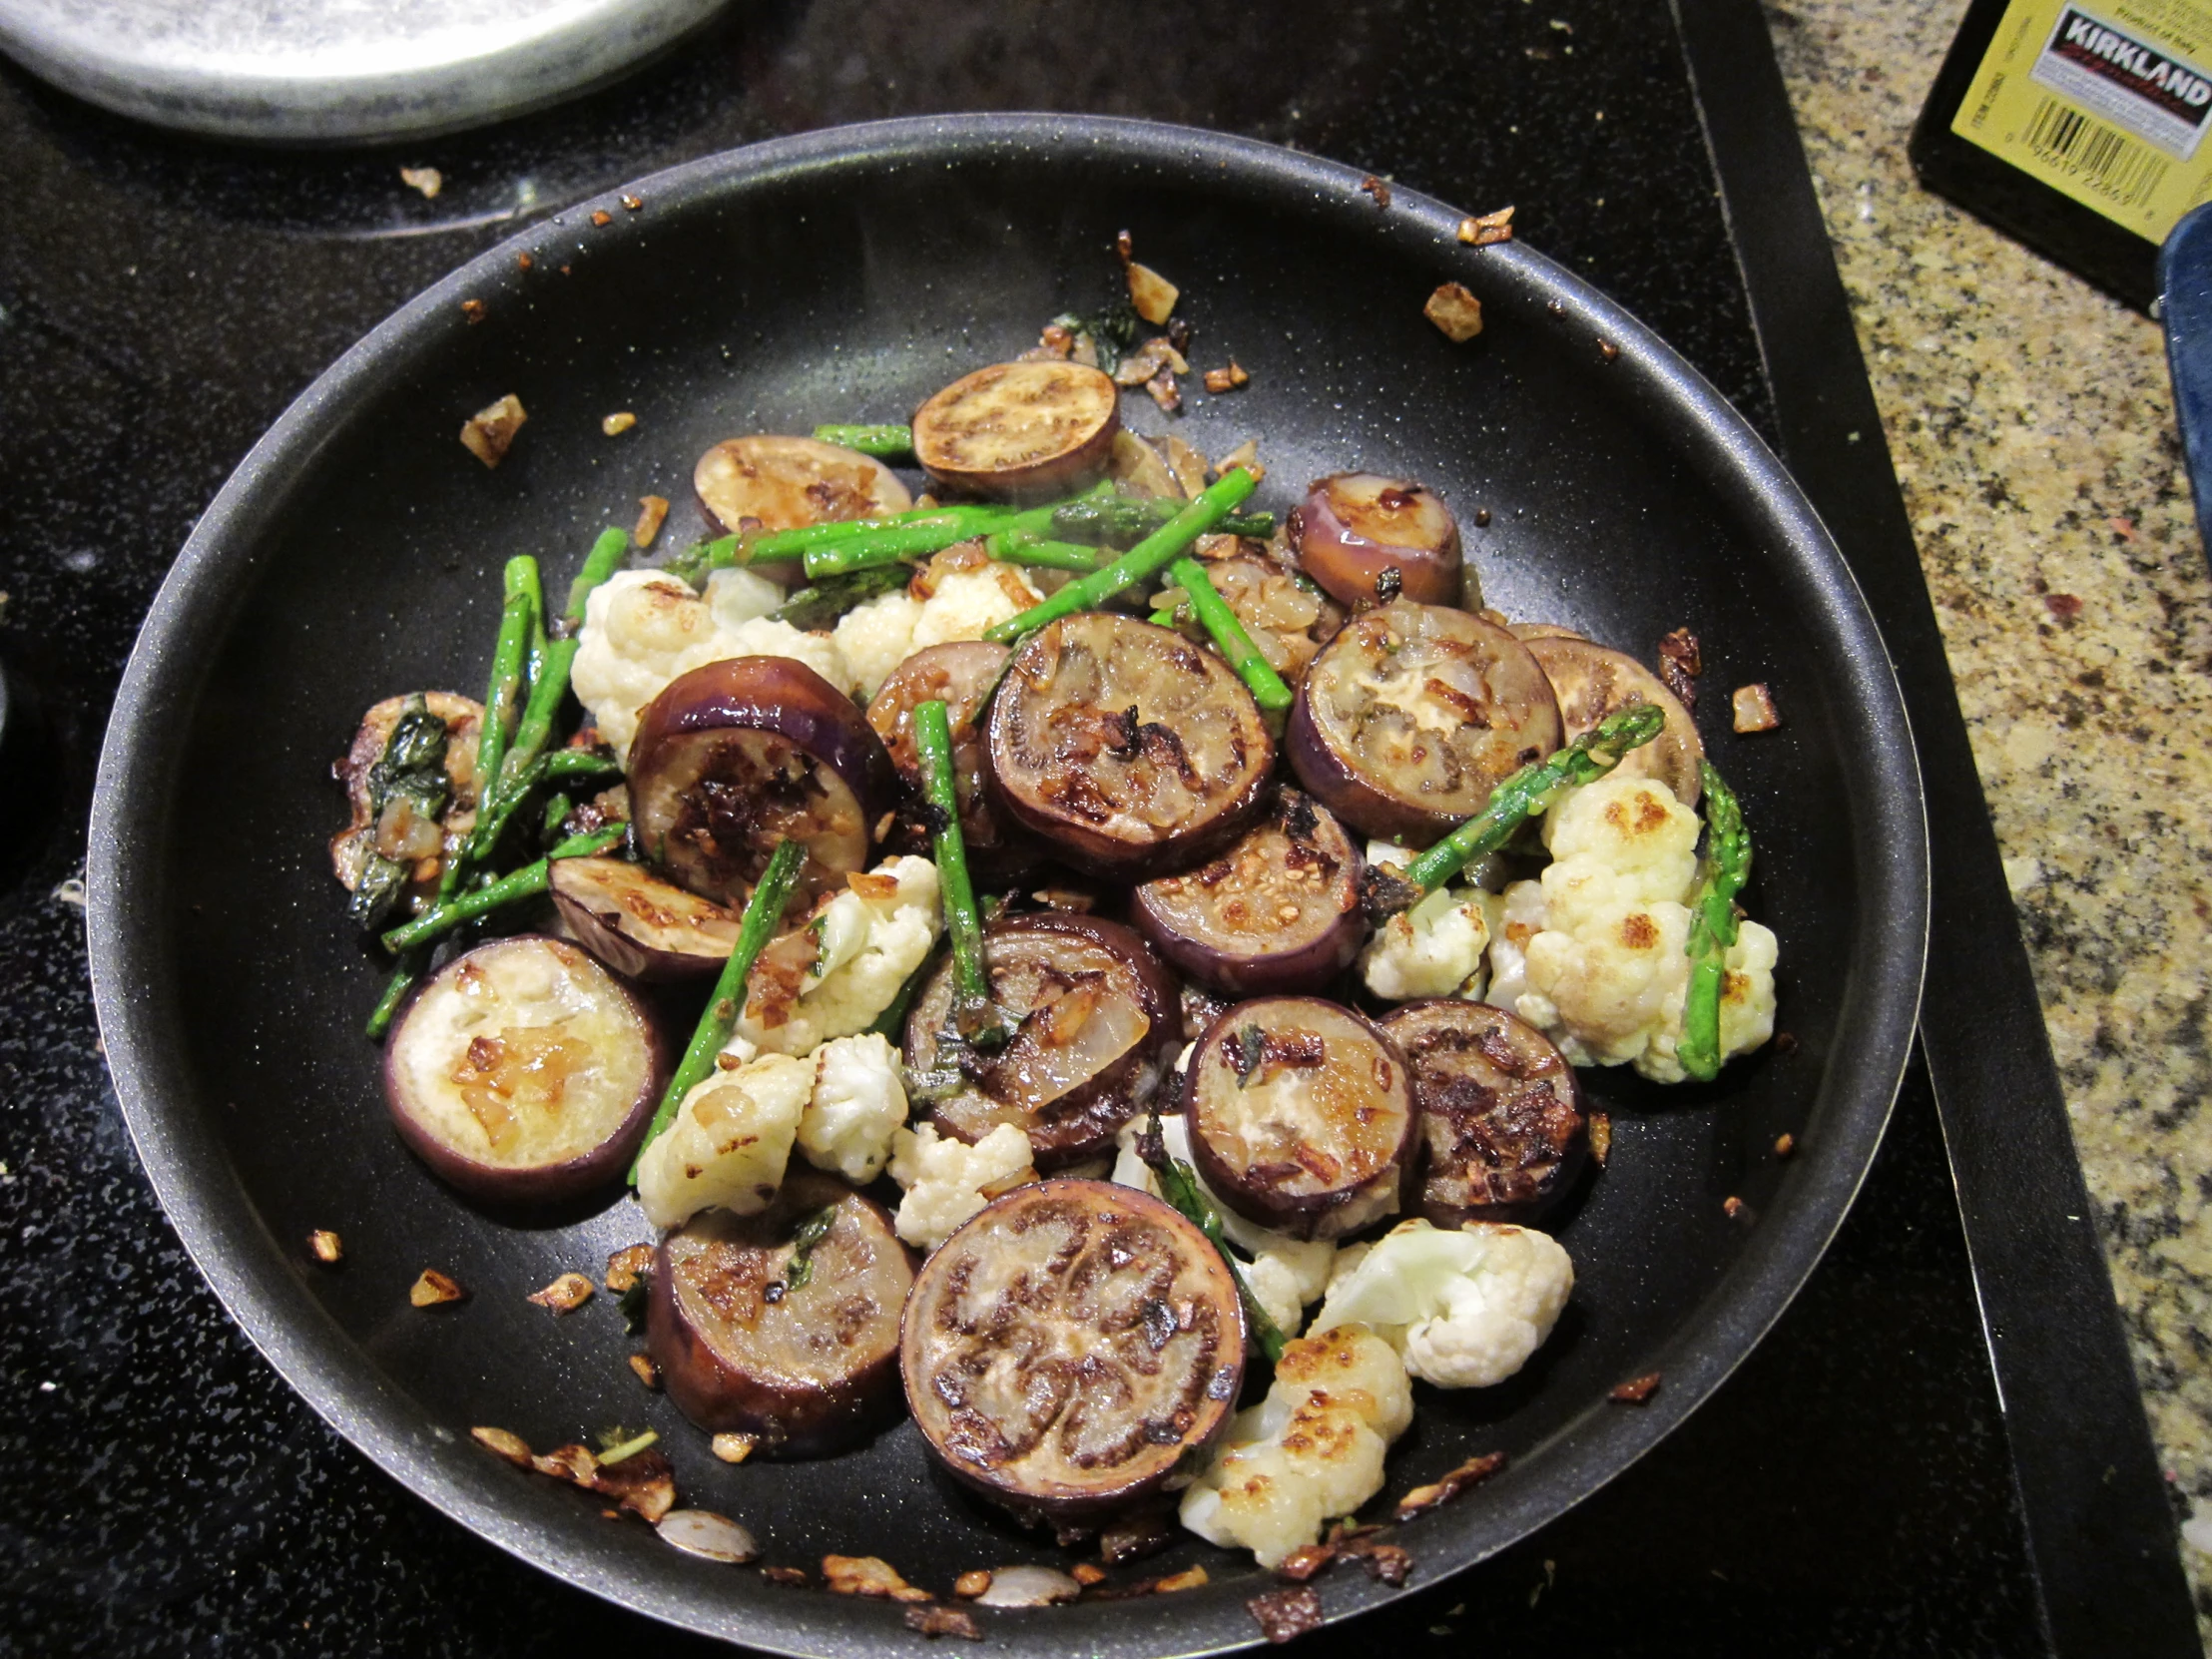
xmin=1772 ymin=0 xmax=2212 ymax=1632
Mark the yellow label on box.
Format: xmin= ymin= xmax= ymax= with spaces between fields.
xmin=1953 ymin=0 xmax=2212 ymax=241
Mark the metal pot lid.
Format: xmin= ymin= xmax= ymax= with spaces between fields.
xmin=0 ymin=0 xmax=728 ymax=144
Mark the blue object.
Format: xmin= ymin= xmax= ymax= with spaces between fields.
xmin=2158 ymin=204 xmax=2212 ymax=559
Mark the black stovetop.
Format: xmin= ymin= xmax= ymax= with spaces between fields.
xmin=0 ymin=2 xmax=2118 ymax=1653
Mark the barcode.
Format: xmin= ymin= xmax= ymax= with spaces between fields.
xmin=2023 ymin=96 xmax=2170 ymax=205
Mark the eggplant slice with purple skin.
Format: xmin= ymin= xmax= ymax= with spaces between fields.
xmin=911 ymin=360 xmax=1121 ymax=501
xmin=1185 ymin=996 xmax=1416 ymax=1241
xmin=548 ymin=856 xmax=741 ymax=981
xmin=650 ymin=1171 xmax=915 ymax=1457
xmin=1288 ymin=599 xmax=1562 ymax=841
xmin=383 ymin=935 xmax=664 ymax=1206
xmin=627 ymin=655 xmax=894 ymax=906
xmin=1290 ymin=473 xmax=1465 ymax=609
xmin=988 ymin=613 xmax=1273 ymax=879
xmin=865 ymin=640 xmax=1041 ymax=879
xmin=695 ymin=434 xmax=911 ymax=536
xmin=1133 ymin=789 xmax=1367 ymax=997
xmin=1378 ymin=999 xmax=1590 ymax=1226
xmin=1524 ymin=635 xmax=1705 ymax=809
xmin=900 ymin=1179 xmax=1245 ymax=1527
xmin=907 ymin=913 xmax=1181 ymax=1169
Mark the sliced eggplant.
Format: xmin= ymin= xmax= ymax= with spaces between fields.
xmin=384 ymin=935 xmax=664 ymax=1205
xmin=906 ymin=913 xmax=1180 ymax=1168
xmin=1291 ymin=474 xmax=1464 ymax=609
xmin=1507 ymin=621 xmax=1588 ymax=644
xmin=1287 ymin=600 xmax=1562 ymax=841
xmin=694 ymin=434 xmax=911 ymax=537
xmin=900 ymin=1179 xmax=1245 ymax=1525
xmin=548 ymin=856 xmax=741 ymax=981
xmin=329 ymin=692 xmax=484 ymax=897
xmin=1133 ymin=790 xmax=1367 ymax=997
xmin=628 ymin=655 xmax=894 ymax=905
xmin=1164 ymin=552 xmax=1346 ymax=686
xmin=1377 ymin=999 xmax=1588 ymax=1226
xmin=988 ymin=613 xmax=1273 ymax=878
xmin=911 ymin=361 xmax=1120 ymax=500
xmin=1185 ymin=997 xmax=1415 ymax=1241
xmin=650 ymin=1171 xmax=915 ymax=1457
xmin=864 ymin=641 xmax=1039 ymax=878
xmin=1524 ymin=635 xmax=1704 ymax=808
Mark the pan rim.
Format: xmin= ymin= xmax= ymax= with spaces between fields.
xmin=86 ymin=111 xmax=1928 ymax=1654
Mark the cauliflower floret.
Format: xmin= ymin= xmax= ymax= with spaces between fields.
xmin=796 ymin=1032 xmax=906 ymax=1184
xmin=736 ymin=856 xmax=942 ymax=1055
xmin=1484 ymin=774 xmax=1779 ymax=1080
xmin=635 ymin=1050 xmax=813 ymax=1230
xmin=1361 ymin=883 xmax=1490 ymax=1000
xmin=830 ymin=551 xmax=1042 ymax=699
xmin=572 ymin=568 xmax=852 ymax=758
xmin=1315 ymin=1218 xmax=1572 ymax=1389
xmin=830 ymin=591 xmax=926 ymax=701
xmin=1178 ymin=1326 xmax=1411 ymax=1566
xmin=886 ymin=1122 xmax=1036 ymax=1251
xmin=1109 ymin=1115 xmax=1335 ymax=1336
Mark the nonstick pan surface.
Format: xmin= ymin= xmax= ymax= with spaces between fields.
xmin=88 ymin=114 xmax=1927 ymax=1655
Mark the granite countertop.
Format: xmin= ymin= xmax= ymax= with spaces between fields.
xmin=1773 ymin=0 xmax=2212 ymax=1629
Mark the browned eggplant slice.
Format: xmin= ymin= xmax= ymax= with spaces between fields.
xmin=1287 ymin=600 xmax=1562 ymax=841
xmin=911 ymin=361 xmax=1120 ymax=500
xmin=384 ymin=935 xmax=664 ymax=1205
xmin=906 ymin=913 xmax=1180 ymax=1168
xmin=1133 ymin=790 xmax=1367 ymax=997
xmin=988 ymin=613 xmax=1273 ymax=878
xmin=694 ymin=434 xmax=911 ymax=537
xmin=1377 ymin=999 xmax=1589 ymax=1226
xmin=864 ymin=640 xmax=1040 ymax=878
xmin=1290 ymin=474 xmax=1464 ymax=609
xmin=628 ymin=655 xmax=894 ymax=905
xmin=329 ymin=691 xmax=484 ymax=893
xmin=1524 ymin=635 xmax=1705 ymax=808
xmin=900 ymin=1179 xmax=1245 ymax=1525
xmin=1185 ymin=997 xmax=1415 ymax=1241
xmin=650 ymin=1171 xmax=915 ymax=1457
xmin=548 ymin=856 xmax=741 ymax=981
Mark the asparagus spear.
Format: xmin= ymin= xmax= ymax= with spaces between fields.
xmin=496 ymin=528 xmax=628 ymax=798
xmin=983 ymin=468 xmax=1260 ymax=645
xmin=378 ymin=826 xmax=624 ymax=953
xmin=984 ymin=529 xmax=1105 ymax=572
xmin=1676 ymin=762 xmax=1752 ymax=1083
xmin=813 ymin=422 xmax=914 ymax=459
xmin=768 ymin=564 xmax=913 ymax=629
xmin=1394 ymin=703 xmax=1667 ymax=898
xmin=471 ymin=558 xmax=540 ymax=818
xmin=1048 ymin=491 xmax=1275 ymax=546
xmin=912 ymin=699 xmax=1007 ymax=1049
xmin=1137 ymin=1115 xmax=1289 ymax=1364
xmin=629 ymin=837 xmax=809 ymax=1179
xmin=1163 ymin=555 xmax=1293 ymax=713
xmin=797 ymin=507 xmax=1028 ymax=580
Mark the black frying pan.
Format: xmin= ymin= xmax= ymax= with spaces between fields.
xmin=86 ymin=115 xmax=1927 ymax=1655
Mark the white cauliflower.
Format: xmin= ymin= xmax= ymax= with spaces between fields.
xmin=1315 ymin=1218 xmax=1572 ymax=1389
xmin=1483 ymin=773 xmax=1780 ymax=1081
xmin=1109 ymin=1115 xmax=1335 ymax=1337
xmin=735 ymin=856 xmax=942 ymax=1055
xmin=1178 ymin=1326 xmax=1412 ymax=1566
xmin=830 ymin=549 xmax=1043 ymax=698
xmin=634 ymin=1049 xmax=813 ymax=1230
xmin=886 ymin=1122 xmax=1036 ymax=1251
xmin=1361 ymin=883 xmax=1491 ymax=1000
xmin=796 ymin=1032 xmax=906 ymax=1185
xmin=571 ymin=568 xmax=852 ymax=758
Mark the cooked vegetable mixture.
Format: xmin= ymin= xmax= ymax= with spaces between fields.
xmin=327 ymin=257 xmax=1782 ymax=1584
